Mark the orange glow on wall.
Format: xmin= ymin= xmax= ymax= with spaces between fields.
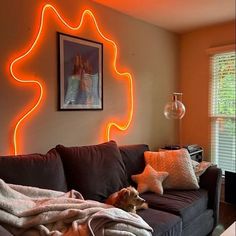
xmin=9 ymin=4 xmax=134 ymax=155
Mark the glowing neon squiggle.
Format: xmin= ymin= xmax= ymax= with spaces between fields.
xmin=10 ymin=4 xmax=134 ymax=155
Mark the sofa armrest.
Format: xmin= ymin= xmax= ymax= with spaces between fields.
xmin=199 ymin=166 xmax=222 ymax=227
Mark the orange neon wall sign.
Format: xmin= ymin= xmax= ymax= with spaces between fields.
xmin=9 ymin=4 xmax=134 ymax=155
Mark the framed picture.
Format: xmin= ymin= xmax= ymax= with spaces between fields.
xmin=58 ymin=32 xmax=103 ymax=110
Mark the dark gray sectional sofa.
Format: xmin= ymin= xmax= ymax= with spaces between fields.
xmin=0 ymin=141 xmax=222 ymax=235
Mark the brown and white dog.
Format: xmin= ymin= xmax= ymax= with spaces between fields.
xmin=105 ymin=186 xmax=148 ymax=213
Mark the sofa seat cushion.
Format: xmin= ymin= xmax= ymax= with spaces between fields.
xmin=0 ymin=149 xmax=68 ymax=192
xmin=141 ymin=189 xmax=208 ymax=227
xmin=137 ymin=208 xmax=182 ymax=236
xmin=56 ymin=141 xmax=129 ymax=202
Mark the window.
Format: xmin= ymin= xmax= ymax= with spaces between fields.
xmin=209 ymin=47 xmax=236 ymax=174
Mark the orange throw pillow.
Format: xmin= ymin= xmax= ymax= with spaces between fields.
xmin=144 ymin=149 xmax=199 ymax=190
xmin=132 ymin=164 xmax=169 ymax=194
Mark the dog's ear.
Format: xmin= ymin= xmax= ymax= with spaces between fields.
xmin=118 ymin=188 xmax=130 ymax=200
xmin=126 ymin=186 xmax=137 ymax=197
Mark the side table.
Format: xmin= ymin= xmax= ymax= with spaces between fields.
xmin=160 ymin=145 xmax=203 ymax=162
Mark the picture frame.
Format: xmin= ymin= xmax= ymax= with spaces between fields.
xmin=58 ymin=32 xmax=103 ymax=110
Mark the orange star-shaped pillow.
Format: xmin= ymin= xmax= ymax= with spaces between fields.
xmin=131 ymin=164 xmax=169 ymax=195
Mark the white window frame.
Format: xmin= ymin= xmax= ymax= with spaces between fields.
xmin=207 ymin=44 xmax=236 ymax=174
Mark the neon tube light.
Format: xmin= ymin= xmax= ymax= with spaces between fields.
xmin=9 ymin=4 xmax=134 ymax=155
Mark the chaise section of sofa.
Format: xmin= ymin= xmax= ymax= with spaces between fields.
xmin=119 ymin=144 xmax=222 ymax=236
xmin=141 ymin=190 xmax=214 ymax=236
xmin=138 ymin=208 xmax=182 ymax=236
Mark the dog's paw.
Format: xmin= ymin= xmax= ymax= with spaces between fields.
xmin=142 ymin=202 xmax=148 ymax=209
xmin=136 ymin=202 xmax=148 ymax=211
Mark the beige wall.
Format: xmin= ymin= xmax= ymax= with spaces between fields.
xmin=0 ymin=0 xmax=179 ymax=155
xmin=180 ymin=21 xmax=235 ymax=160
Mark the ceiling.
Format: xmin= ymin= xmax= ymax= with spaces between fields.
xmin=93 ymin=0 xmax=236 ymax=33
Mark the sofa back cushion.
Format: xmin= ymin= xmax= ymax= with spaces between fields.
xmin=0 ymin=149 xmax=68 ymax=192
xmin=56 ymin=141 xmax=129 ymax=202
xmin=119 ymin=144 xmax=149 ymax=186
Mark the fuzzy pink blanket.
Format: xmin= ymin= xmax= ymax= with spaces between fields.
xmin=0 ymin=179 xmax=152 ymax=236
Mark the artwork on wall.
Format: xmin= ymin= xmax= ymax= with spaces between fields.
xmin=58 ymin=32 xmax=103 ymax=110
xmin=9 ymin=5 xmax=134 ymax=155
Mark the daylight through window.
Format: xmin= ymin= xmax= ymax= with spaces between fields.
xmin=210 ymin=49 xmax=236 ymax=174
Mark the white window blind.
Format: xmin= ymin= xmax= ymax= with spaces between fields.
xmin=210 ymin=50 xmax=236 ymax=174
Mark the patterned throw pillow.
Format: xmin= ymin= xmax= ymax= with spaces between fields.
xmin=131 ymin=164 xmax=169 ymax=194
xmin=144 ymin=149 xmax=199 ymax=190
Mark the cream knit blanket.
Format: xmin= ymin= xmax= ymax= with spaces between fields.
xmin=0 ymin=179 xmax=152 ymax=236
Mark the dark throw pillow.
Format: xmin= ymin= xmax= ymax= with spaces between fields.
xmin=0 ymin=149 xmax=68 ymax=192
xmin=56 ymin=141 xmax=128 ymax=202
